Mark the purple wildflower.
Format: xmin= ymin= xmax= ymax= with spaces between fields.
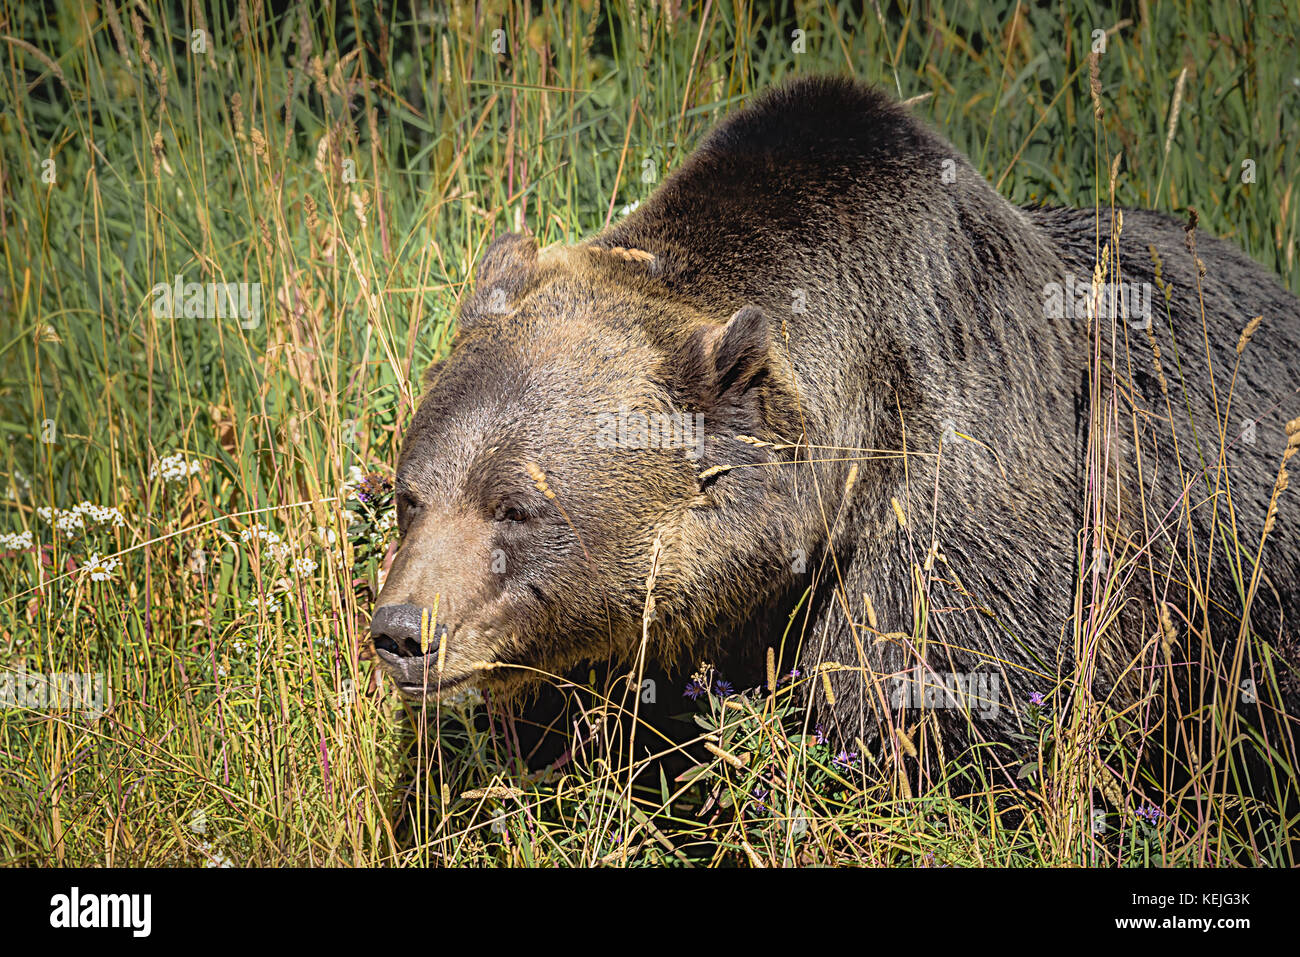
xmin=713 ymin=678 xmax=735 ymax=698
xmin=832 ymin=749 xmax=858 ymax=770
xmin=1136 ymin=803 xmax=1162 ymax=824
xmin=683 ymin=679 xmax=707 ymax=701
xmin=1029 ymin=691 xmax=1045 ymax=706
xmin=355 ymin=474 xmax=392 ymax=505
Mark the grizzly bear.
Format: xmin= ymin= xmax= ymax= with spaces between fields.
xmin=371 ymin=76 xmax=1300 ymax=755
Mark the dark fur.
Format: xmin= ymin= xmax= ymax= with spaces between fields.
xmin=378 ymin=76 xmax=1300 ymax=758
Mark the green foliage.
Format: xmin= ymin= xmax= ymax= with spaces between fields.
xmin=0 ymin=0 xmax=1296 ymax=865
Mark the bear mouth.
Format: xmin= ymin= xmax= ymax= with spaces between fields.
xmin=395 ymin=672 xmax=476 ymax=699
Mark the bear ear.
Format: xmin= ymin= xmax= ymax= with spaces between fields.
xmin=700 ymin=305 xmax=770 ymax=399
xmin=459 ymin=232 xmax=538 ymax=329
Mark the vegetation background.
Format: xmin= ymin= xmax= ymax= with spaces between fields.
xmin=1 ymin=0 xmax=1297 ymax=865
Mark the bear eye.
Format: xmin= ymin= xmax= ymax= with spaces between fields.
xmin=396 ymin=491 xmax=424 ymax=530
xmin=494 ymin=503 xmax=529 ymax=524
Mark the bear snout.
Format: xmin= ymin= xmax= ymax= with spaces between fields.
xmin=369 ymin=602 xmax=450 ymax=662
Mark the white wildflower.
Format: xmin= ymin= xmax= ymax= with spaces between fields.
xmin=240 ymin=523 xmax=289 ymax=564
xmin=83 ymin=552 xmax=120 ymax=582
xmin=341 ymin=465 xmax=366 ymax=501
xmin=204 ymin=847 xmax=233 ymax=868
xmin=35 ymin=503 xmax=126 ymax=538
xmin=54 ymin=510 xmax=85 ymax=538
xmin=72 ymin=502 xmax=126 ymax=527
xmin=0 ymin=530 xmax=34 ymax=550
xmin=150 ymin=452 xmax=202 ymax=483
xmin=293 ymin=556 xmax=318 ymax=576
xmin=96 ymin=504 xmax=125 ymax=527
xmin=240 ymin=523 xmax=285 ymax=549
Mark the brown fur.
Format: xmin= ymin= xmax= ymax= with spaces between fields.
xmin=372 ymin=76 xmax=1300 ymax=753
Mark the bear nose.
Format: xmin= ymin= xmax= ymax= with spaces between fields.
xmin=369 ymin=604 xmax=448 ymax=658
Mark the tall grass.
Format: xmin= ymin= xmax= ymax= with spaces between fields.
xmin=0 ymin=0 xmax=1296 ymax=866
